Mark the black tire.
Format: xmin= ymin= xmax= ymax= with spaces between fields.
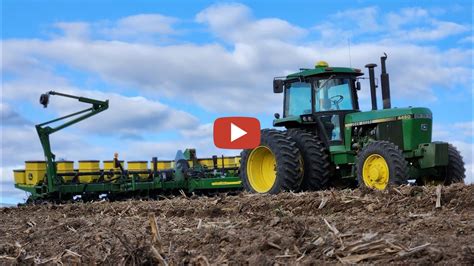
xmin=240 ymin=129 xmax=303 ymax=194
xmin=356 ymin=140 xmax=409 ymax=190
xmin=444 ymin=144 xmax=465 ymax=185
xmin=285 ymin=129 xmax=330 ymax=191
xmin=416 ymin=143 xmax=466 ymax=186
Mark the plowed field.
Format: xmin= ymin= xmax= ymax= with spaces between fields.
xmin=1 ymin=184 xmax=473 ymax=264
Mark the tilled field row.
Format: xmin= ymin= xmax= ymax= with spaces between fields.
xmin=1 ymin=184 xmax=473 ymax=264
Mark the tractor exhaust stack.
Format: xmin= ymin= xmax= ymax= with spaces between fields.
xmin=380 ymin=53 xmax=391 ymax=109
xmin=365 ymin=63 xmax=378 ymax=110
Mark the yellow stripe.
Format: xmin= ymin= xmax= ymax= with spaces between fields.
xmin=211 ymin=181 xmax=242 ymax=186
xmin=345 ymin=117 xmax=398 ymax=127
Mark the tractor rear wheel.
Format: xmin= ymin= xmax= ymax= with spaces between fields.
xmin=441 ymin=144 xmax=465 ymax=185
xmin=240 ymin=129 xmax=303 ymax=194
xmin=356 ymin=141 xmax=409 ymax=190
xmin=285 ymin=129 xmax=330 ymax=191
xmin=416 ymin=143 xmax=465 ymax=186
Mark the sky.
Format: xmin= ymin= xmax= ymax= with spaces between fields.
xmin=1 ymin=0 xmax=473 ymax=204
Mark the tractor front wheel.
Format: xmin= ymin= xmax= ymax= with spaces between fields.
xmin=240 ymin=129 xmax=303 ymax=194
xmin=356 ymin=141 xmax=409 ymax=190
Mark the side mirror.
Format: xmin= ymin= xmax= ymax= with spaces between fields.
xmin=356 ymin=81 xmax=361 ymax=91
xmin=273 ymin=79 xmax=284 ymax=93
xmin=274 ymin=113 xmax=280 ymax=119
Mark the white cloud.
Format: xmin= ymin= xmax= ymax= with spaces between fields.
xmin=2 ymin=72 xmax=200 ymax=138
xmin=57 ymin=89 xmax=200 ymax=137
xmin=180 ymin=123 xmax=213 ymax=139
xmin=2 ymin=5 xmax=471 ymax=118
xmin=317 ymin=6 xmax=468 ymax=43
xmin=196 ymin=3 xmax=307 ymax=43
xmin=102 ymin=14 xmax=179 ymax=38
xmin=54 ymin=22 xmax=90 ymax=40
xmin=333 ymin=6 xmax=381 ymax=33
xmin=454 ymin=121 xmax=474 ymax=137
xmin=396 ymin=20 xmax=469 ymax=41
xmin=2 ymin=38 xmax=283 ymax=113
xmin=3 ymin=4 xmax=470 ymax=115
xmin=52 ymin=14 xmax=179 ymax=42
xmin=385 ymin=7 xmax=468 ymax=42
xmin=3 ymin=36 xmax=470 ymax=114
xmin=459 ymin=36 xmax=474 ymax=44
xmin=386 ymin=7 xmax=430 ymax=29
xmin=1 ymin=103 xmax=31 ymax=126
xmin=1 ymin=124 xmax=108 ymax=165
xmin=196 ymin=3 xmax=250 ymax=30
xmin=434 ymin=122 xmax=473 ymax=143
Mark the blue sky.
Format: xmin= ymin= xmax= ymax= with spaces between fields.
xmin=1 ymin=0 xmax=473 ymax=204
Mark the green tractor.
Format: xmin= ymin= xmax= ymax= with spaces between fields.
xmin=240 ymin=54 xmax=465 ymax=193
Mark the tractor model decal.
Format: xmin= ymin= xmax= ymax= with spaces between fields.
xmin=345 ymin=114 xmax=415 ymax=128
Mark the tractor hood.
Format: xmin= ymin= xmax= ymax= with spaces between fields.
xmin=345 ymin=107 xmax=432 ymax=127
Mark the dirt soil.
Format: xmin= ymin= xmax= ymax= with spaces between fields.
xmin=1 ymin=184 xmax=473 ymax=265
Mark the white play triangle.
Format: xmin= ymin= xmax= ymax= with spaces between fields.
xmin=230 ymin=123 xmax=247 ymax=142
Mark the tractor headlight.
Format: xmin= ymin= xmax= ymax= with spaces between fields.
xmin=301 ymin=115 xmax=314 ymax=122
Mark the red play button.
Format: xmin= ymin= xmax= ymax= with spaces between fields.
xmin=213 ymin=117 xmax=260 ymax=149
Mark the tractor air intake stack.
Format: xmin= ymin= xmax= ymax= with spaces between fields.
xmin=380 ymin=53 xmax=391 ymax=109
xmin=365 ymin=63 xmax=378 ymax=110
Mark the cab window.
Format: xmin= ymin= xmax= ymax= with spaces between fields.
xmin=284 ymin=82 xmax=312 ymax=117
xmin=314 ymin=78 xmax=354 ymax=112
xmin=314 ymin=78 xmax=354 ymax=141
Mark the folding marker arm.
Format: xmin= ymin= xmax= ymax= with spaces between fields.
xmin=36 ymin=91 xmax=109 ymax=192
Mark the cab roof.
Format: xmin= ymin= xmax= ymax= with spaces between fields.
xmin=286 ymin=61 xmax=364 ymax=79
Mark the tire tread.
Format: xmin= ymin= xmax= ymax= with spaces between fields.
xmin=286 ymin=129 xmax=330 ymax=190
xmin=240 ymin=129 xmax=303 ymax=193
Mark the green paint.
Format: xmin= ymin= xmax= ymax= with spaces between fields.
xmin=36 ymin=91 xmax=109 ymax=194
xmin=15 ymin=91 xmax=243 ymax=202
xmin=188 ymin=177 xmax=242 ymax=191
xmin=271 ymin=62 xmax=449 ymax=182
xmin=401 ymin=118 xmax=432 ymax=151
xmin=286 ymin=66 xmax=362 ymax=79
xmin=15 ymin=174 xmax=242 ymax=200
xmin=344 ymin=107 xmax=431 ymax=125
xmin=273 ymin=115 xmax=302 ymax=127
xmin=417 ymin=142 xmax=449 ymax=168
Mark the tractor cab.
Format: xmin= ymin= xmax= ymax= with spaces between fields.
xmin=273 ymin=61 xmax=363 ymax=146
xmin=239 ymin=54 xmax=464 ymax=195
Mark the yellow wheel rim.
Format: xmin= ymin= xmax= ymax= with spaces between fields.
xmin=247 ymin=146 xmax=277 ymax=193
xmin=362 ymin=154 xmax=389 ymax=190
